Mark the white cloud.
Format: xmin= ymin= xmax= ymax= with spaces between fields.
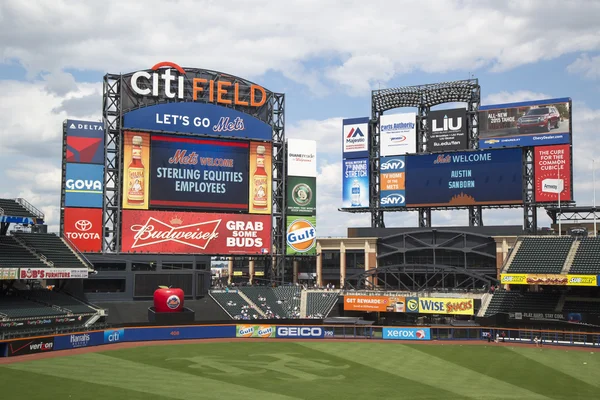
xmin=483 ymin=91 xmax=551 ymax=105
xmin=567 ymin=54 xmax=600 ymax=80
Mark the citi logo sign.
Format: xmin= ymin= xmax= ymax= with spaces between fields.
xmin=381 ymin=193 xmax=405 ymax=206
xmin=431 ymin=115 xmax=463 ymax=132
xmin=104 ymin=329 xmax=124 ymax=343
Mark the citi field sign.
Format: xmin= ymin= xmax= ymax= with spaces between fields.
xmin=129 ymin=61 xmax=267 ymax=107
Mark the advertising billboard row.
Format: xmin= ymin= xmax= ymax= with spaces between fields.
xmin=344 ymin=295 xmax=474 ymax=315
xmin=121 ymin=210 xmax=271 ymax=255
xmin=342 ymin=158 xmax=369 ymax=208
xmin=500 ymin=274 xmax=598 ymax=287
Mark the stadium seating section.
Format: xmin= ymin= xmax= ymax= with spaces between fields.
xmin=210 ymin=290 xmax=255 ymax=319
xmin=272 ymin=286 xmax=301 ymax=318
xmin=0 ymin=236 xmax=48 ymax=268
xmin=13 ymin=233 xmax=88 ymax=268
xmin=507 ymin=237 xmax=574 ymax=274
xmin=484 ymin=291 xmax=561 ymax=317
xmin=0 ymin=198 xmax=37 ymax=218
xmin=0 ymin=290 xmax=96 ymax=319
xmin=569 ymin=237 xmax=600 ymax=274
xmin=306 ymin=291 xmax=339 ymax=318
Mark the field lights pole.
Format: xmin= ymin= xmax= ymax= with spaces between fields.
xmin=558 ymin=165 xmax=561 ymax=236
xmin=594 ymin=159 xmax=597 ymax=236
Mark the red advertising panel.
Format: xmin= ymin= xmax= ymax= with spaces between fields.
xmin=121 ymin=210 xmax=271 ymax=254
xmin=63 ymin=207 xmax=103 ymax=252
xmin=534 ymin=144 xmax=572 ymax=202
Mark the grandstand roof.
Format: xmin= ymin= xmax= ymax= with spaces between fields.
xmin=349 ymin=225 xmax=525 ymax=238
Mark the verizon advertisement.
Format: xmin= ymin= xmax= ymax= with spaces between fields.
xmin=287 ymin=138 xmax=317 ymax=177
xmin=427 ymin=108 xmax=468 ymax=151
xmin=19 ymin=268 xmax=89 ymax=280
xmin=380 ymin=112 xmax=417 ymax=156
xmin=8 ymin=337 xmax=55 ymax=357
xmin=121 ymin=210 xmax=272 ymax=254
xmin=534 ymin=144 xmax=572 ymax=203
xmin=63 ymin=207 xmax=103 ymax=252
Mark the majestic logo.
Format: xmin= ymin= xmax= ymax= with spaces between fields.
xmin=343 ymin=122 xmax=368 ymax=153
xmin=381 ymin=193 xmax=405 ymax=206
xmin=286 ymin=219 xmax=316 ymax=253
xmin=167 ymin=295 xmax=181 ymax=309
xmin=346 ymin=127 xmax=365 ymax=138
xmin=75 ymin=220 xmax=92 ymax=232
xmin=129 ymin=216 xmax=221 ymax=250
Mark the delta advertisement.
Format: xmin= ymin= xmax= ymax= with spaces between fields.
xmin=344 ymin=295 xmax=407 ymax=312
xmin=404 ymin=297 xmax=474 ymax=315
xmin=287 ymin=138 xmax=317 ymax=177
xmin=380 ymin=156 xmax=406 ymax=208
xmin=65 ymin=119 xmax=104 ymax=164
xmin=63 ymin=207 xmax=103 ymax=252
xmin=534 ymin=144 xmax=572 ymax=203
xmin=342 ymin=117 xmax=369 ymax=159
xmin=287 ymin=176 xmax=317 ymax=215
xmin=404 ymin=149 xmax=523 ymax=207
xmin=122 ymin=131 xmax=151 ymax=210
xmin=249 ymin=141 xmax=272 ymax=214
xmin=149 ymin=135 xmax=250 ymax=211
xmin=479 ymin=98 xmax=571 ymax=149
xmin=64 ymin=163 xmax=104 ymax=208
xmin=286 ymin=216 xmax=317 ymax=256
xmin=379 ymin=112 xmax=417 ymax=156
xmin=122 ymin=102 xmax=272 ymax=140
xmin=500 ymin=274 xmax=598 ymax=287
xmin=342 ymin=158 xmax=369 ymax=208
xmin=120 ymin=210 xmax=272 ymax=254
xmin=426 ymin=108 xmax=468 ymax=151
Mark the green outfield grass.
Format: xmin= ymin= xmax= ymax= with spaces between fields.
xmin=0 ymin=342 xmax=598 ymax=399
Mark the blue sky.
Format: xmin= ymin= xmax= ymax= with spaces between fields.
xmin=1 ymin=0 xmax=600 ymax=235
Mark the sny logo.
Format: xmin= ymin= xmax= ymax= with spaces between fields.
xmin=104 ymin=329 xmax=124 ymax=343
xmin=381 ymin=193 xmax=405 ymax=206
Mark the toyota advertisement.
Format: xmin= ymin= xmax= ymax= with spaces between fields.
xmin=479 ymin=98 xmax=571 ymax=149
xmin=379 ymin=112 xmax=417 ymax=156
xmin=65 ymin=119 xmax=104 ymax=164
xmin=404 ymin=149 xmax=523 ymax=207
xmin=121 ymin=210 xmax=271 ymax=254
xmin=426 ymin=108 xmax=468 ymax=151
xmin=380 ymin=156 xmax=406 ymax=208
xmin=63 ymin=207 xmax=103 ymax=252
xmin=150 ymin=135 xmax=250 ymax=211
xmin=534 ymin=144 xmax=572 ymax=203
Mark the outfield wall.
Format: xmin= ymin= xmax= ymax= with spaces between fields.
xmin=1 ymin=325 xmax=599 ymax=358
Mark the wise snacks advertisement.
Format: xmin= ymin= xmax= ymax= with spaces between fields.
xmin=120 ymin=210 xmax=271 ymax=254
xmin=150 ymin=135 xmax=249 ymax=211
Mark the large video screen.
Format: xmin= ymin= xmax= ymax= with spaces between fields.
xmin=404 ymin=148 xmax=523 ymax=207
xmin=479 ymin=98 xmax=571 ymax=149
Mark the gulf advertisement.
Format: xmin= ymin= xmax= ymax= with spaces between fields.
xmin=342 ymin=158 xmax=369 ymax=208
xmin=342 ymin=117 xmax=369 ymax=159
xmin=63 ymin=207 xmax=103 ymax=252
xmin=65 ymin=119 xmax=104 ymax=164
xmin=500 ymin=274 xmax=597 ymax=287
xmin=404 ymin=149 xmax=523 ymax=207
xmin=236 ymin=325 xmax=276 ymax=338
xmin=64 ymin=163 xmax=104 ymax=208
xmin=344 ymin=295 xmax=407 ymax=312
xmin=287 ymin=138 xmax=317 ymax=177
xmin=122 ymin=102 xmax=272 ymax=140
xmin=534 ymin=144 xmax=572 ymax=203
xmin=286 ymin=216 xmax=317 ymax=256
xmin=287 ymin=176 xmax=316 ymax=215
xmin=383 ymin=327 xmax=431 ymax=341
xmin=380 ymin=112 xmax=417 ymax=156
xmin=149 ymin=134 xmax=249 ymax=211
xmin=249 ymin=141 xmax=272 ymax=214
xmin=404 ymin=297 xmax=474 ymax=315
xmin=120 ymin=210 xmax=271 ymax=254
xmin=479 ymin=98 xmax=571 ymax=149
xmin=427 ymin=108 xmax=468 ymax=151
xmin=380 ymin=156 xmax=406 ymax=208
xmin=122 ymin=131 xmax=151 ymax=210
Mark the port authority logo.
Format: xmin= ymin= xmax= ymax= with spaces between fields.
xmin=343 ymin=122 xmax=368 ymax=153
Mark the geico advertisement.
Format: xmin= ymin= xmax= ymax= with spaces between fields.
xmin=150 ymin=134 xmax=250 ymax=211
xmin=276 ymin=326 xmax=325 ymax=338
xmin=121 ymin=210 xmax=271 ymax=254
xmin=405 ymin=297 xmax=474 ymax=315
xmin=404 ymin=148 xmax=523 ymax=207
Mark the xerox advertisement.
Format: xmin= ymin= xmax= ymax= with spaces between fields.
xmin=404 ymin=149 xmax=523 ymax=207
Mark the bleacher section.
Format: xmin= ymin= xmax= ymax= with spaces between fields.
xmin=14 ymin=233 xmax=89 ymax=268
xmin=0 ymin=295 xmax=67 ymax=319
xmin=570 ymin=237 xmax=600 ymax=274
xmin=306 ymin=291 xmax=339 ymax=318
xmin=0 ymin=236 xmax=48 ymax=269
xmin=0 ymin=198 xmax=38 ymax=218
xmin=24 ymin=290 xmax=97 ymax=314
xmin=239 ymin=286 xmax=288 ymax=318
xmin=272 ymin=286 xmax=301 ymax=318
xmin=562 ymin=300 xmax=600 ymax=314
xmin=507 ymin=237 xmax=574 ymax=274
xmin=210 ymin=290 xmax=255 ymax=319
xmin=484 ymin=291 xmax=562 ymax=317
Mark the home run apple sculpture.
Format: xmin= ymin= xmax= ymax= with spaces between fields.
xmin=153 ymin=286 xmax=184 ymax=313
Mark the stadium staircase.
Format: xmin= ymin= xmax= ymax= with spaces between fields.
xmin=13 ymin=198 xmax=44 ymax=219
xmin=569 ymin=237 xmax=600 ymax=274
xmin=561 ymin=241 xmax=580 ymax=274
xmin=300 ymin=289 xmax=308 ymax=318
xmin=555 ymin=294 xmax=567 ymax=312
xmin=0 ymin=236 xmax=53 ymax=269
xmin=0 ymin=198 xmax=43 ymax=219
xmin=13 ymin=233 xmax=92 ymax=270
xmin=237 ymin=289 xmax=268 ymax=318
xmin=304 ymin=290 xmax=340 ymax=319
xmin=476 ymin=293 xmax=493 ymax=317
xmin=500 ymin=240 xmax=522 ymax=273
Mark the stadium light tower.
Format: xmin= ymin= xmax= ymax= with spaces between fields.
xmin=558 ymin=166 xmax=562 ymax=236
xmin=594 ymin=159 xmax=597 ymax=236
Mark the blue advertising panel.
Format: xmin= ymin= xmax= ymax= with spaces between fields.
xmin=479 ymin=97 xmax=571 ymax=149
xmin=150 ymin=135 xmax=250 ymax=211
xmin=65 ymin=119 xmax=104 ymax=164
xmin=380 ymin=156 xmax=406 ymax=208
xmin=123 ymin=325 xmax=235 ymax=342
xmin=342 ymin=117 xmax=369 ymax=159
xmin=64 ymin=163 xmax=104 ymax=208
xmin=104 ymin=328 xmax=125 ymax=344
xmin=405 ymin=149 xmax=523 ymax=207
xmin=54 ymin=332 xmax=104 ymax=351
xmin=275 ymin=326 xmax=325 ymax=338
xmin=383 ymin=327 xmax=431 ymax=341
xmin=123 ymin=102 xmax=272 ymax=140
xmin=342 ymin=158 xmax=369 ymax=208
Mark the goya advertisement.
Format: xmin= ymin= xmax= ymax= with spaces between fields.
xmin=404 ymin=297 xmax=474 ymax=315
xmin=122 ymin=131 xmax=151 ymax=210
xmin=380 ymin=156 xmax=406 ymax=208
xmin=249 ymin=142 xmax=272 ymax=214
xmin=65 ymin=119 xmax=104 ymax=164
xmin=534 ymin=144 xmax=572 ymax=203
xmin=150 ymin=134 xmax=249 ymax=211
xmin=342 ymin=158 xmax=369 ymax=208
xmin=404 ymin=149 xmax=523 ymax=207
xmin=286 ymin=176 xmax=316 ymax=215
xmin=479 ymin=98 xmax=571 ymax=149
xmin=286 ymin=216 xmax=317 ymax=256
xmin=121 ymin=210 xmax=271 ymax=254
xmin=64 ymin=163 xmax=104 ymax=208
xmin=500 ymin=274 xmax=597 ymax=287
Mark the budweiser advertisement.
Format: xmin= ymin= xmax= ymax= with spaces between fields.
xmin=121 ymin=210 xmax=272 ymax=254
xmin=19 ymin=268 xmax=89 ymax=280
xmin=63 ymin=207 xmax=103 ymax=252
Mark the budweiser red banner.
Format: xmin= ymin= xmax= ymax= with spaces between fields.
xmin=63 ymin=207 xmax=103 ymax=252
xmin=121 ymin=210 xmax=272 ymax=254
